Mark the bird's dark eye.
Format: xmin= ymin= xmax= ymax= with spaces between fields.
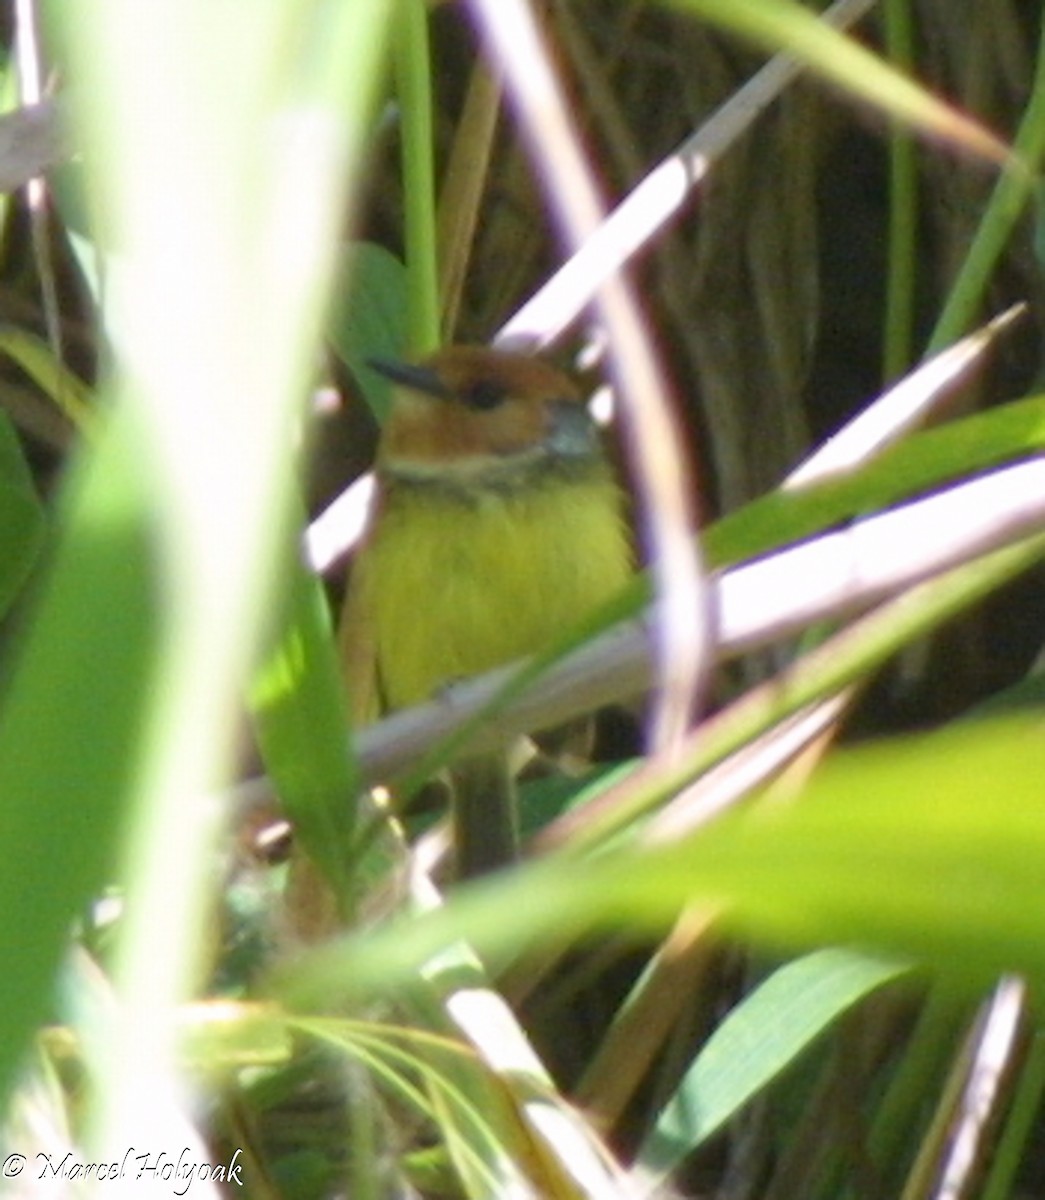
xmin=461 ymin=379 xmax=508 ymax=410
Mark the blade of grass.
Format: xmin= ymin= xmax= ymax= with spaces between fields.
xmin=781 ymin=306 xmax=1023 ymax=491
xmin=709 ymin=385 xmax=1045 ymax=568
xmin=500 ymin=0 xmax=878 ymax=350
xmin=666 ymin=0 xmax=1012 ymax=166
xmin=0 ymin=324 xmax=94 ymax=429
xmin=277 ymin=711 xmax=1045 ymax=1009
xmin=44 ymin=0 xmax=395 ymax=1157
xmin=326 ymin=241 xmax=408 ymax=425
xmin=927 ymin=7 xmax=1045 ymax=352
xmin=0 ymin=406 xmax=45 ymax=614
xmin=544 ymin=531 xmax=1045 ymax=851
xmin=883 ymin=0 xmax=918 ymax=379
xmin=640 ymin=948 xmax=911 ymax=1179
xmin=249 ymin=541 xmax=361 ymax=920
xmin=395 ymin=0 xmax=440 ymax=355
xmin=0 ymin=410 xmax=159 ymax=1108
xmin=911 ymin=978 xmax=1027 ymax=1200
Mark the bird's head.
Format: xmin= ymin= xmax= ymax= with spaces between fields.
xmin=368 ymin=345 xmax=603 ymax=486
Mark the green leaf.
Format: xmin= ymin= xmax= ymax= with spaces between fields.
xmin=327 ymin=242 xmax=408 ymax=426
xmin=665 ymin=0 xmax=1010 ymax=167
xmin=641 ymin=948 xmax=911 ymax=1175
xmin=706 ymin=393 xmax=1045 ymax=567
xmin=0 ymin=325 xmax=93 ymax=430
xmin=249 ymin=542 xmax=360 ymax=917
xmin=0 ymin=413 xmax=160 ymax=1108
xmin=279 ymin=716 xmax=1045 ymax=1010
xmin=0 ymin=410 xmax=46 ymax=616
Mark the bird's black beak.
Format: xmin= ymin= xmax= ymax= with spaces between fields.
xmin=366 ymin=356 xmax=452 ymax=401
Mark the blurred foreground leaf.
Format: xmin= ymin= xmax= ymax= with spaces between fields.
xmin=279 ymin=716 xmax=1045 ymax=1006
xmin=0 ymin=409 xmax=46 ymax=615
xmin=0 ymin=413 xmax=158 ymax=1107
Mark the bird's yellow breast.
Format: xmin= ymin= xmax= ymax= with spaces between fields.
xmin=352 ymin=468 xmax=631 ymax=713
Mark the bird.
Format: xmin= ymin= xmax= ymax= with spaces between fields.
xmin=339 ymin=344 xmax=633 ymax=877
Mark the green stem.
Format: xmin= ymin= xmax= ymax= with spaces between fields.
xmin=395 ymin=0 xmax=441 ymax=354
xmin=927 ymin=11 xmax=1045 ymax=353
xmin=882 ymin=0 xmax=917 ymax=380
xmin=865 ymin=985 xmax=969 ymax=1193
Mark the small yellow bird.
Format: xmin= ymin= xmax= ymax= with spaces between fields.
xmin=339 ymin=345 xmax=632 ymax=876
